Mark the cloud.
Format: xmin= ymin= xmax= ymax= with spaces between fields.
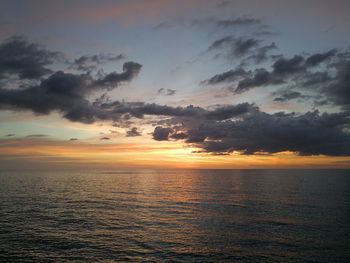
xmin=71 ymin=53 xmax=125 ymax=71
xmin=247 ymin=42 xmax=277 ymax=63
xmin=221 ymin=51 xmax=338 ymax=93
xmin=204 ymin=68 xmax=247 ymax=85
xmin=207 ymin=34 xmax=278 ymax=65
xmin=96 ymin=61 xmax=142 ymax=87
xmin=236 ymin=68 xmax=278 ymax=93
xmin=26 ymin=134 xmax=47 ymax=138
xmin=0 ymin=36 xmax=61 ymax=80
xmin=0 ymin=38 xmax=143 ymax=124
xmin=126 ymin=127 xmax=142 ymax=137
xmin=193 ymin=16 xmax=264 ymax=30
xmin=153 ymin=126 xmax=173 ymax=141
xmin=1 ymin=36 xmax=350 ymax=159
xmin=273 ymin=91 xmax=307 ymax=102
xmin=158 ymin=88 xmax=176 ymax=96
xmin=272 ymin=55 xmax=305 ymax=75
xmin=208 ymin=36 xmax=260 ymax=58
xmin=323 ymin=60 xmax=350 ymax=109
xmin=216 ymin=17 xmax=261 ymax=28
xmin=159 ymin=108 xmax=350 ymax=156
xmin=305 ymin=49 xmax=337 ymax=67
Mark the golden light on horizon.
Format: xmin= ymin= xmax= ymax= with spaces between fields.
xmin=1 ymin=138 xmax=349 ymax=169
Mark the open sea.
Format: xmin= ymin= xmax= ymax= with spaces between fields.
xmin=0 ymin=169 xmax=349 ymax=262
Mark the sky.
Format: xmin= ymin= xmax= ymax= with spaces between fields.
xmin=0 ymin=0 xmax=350 ymax=169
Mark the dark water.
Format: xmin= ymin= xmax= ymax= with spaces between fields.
xmin=0 ymin=169 xmax=349 ymax=262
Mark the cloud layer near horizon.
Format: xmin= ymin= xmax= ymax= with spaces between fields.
xmin=0 ymin=10 xmax=350 ymax=159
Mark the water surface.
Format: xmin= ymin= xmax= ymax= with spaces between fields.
xmin=0 ymin=169 xmax=349 ymax=262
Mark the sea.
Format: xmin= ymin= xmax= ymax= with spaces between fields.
xmin=0 ymin=169 xmax=349 ymax=262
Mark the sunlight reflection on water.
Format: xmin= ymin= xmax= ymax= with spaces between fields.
xmin=0 ymin=169 xmax=349 ymax=262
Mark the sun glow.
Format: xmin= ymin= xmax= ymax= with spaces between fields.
xmin=1 ymin=137 xmax=349 ymax=169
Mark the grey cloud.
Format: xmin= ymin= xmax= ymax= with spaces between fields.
xmin=162 ymin=109 xmax=350 ymax=156
xmin=204 ymin=103 xmax=257 ymax=120
xmin=0 ymin=61 xmax=142 ymax=123
xmin=273 ymin=91 xmax=306 ymax=102
xmin=323 ymin=60 xmax=350 ymax=109
xmin=248 ymin=42 xmax=277 ymax=63
xmin=126 ymin=127 xmax=142 ymax=137
xmin=305 ymin=49 xmax=337 ymax=67
xmin=272 ymin=55 xmax=305 ymax=75
xmin=96 ymin=61 xmax=142 ymax=87
xmin=208 ymin=36 xmax=260 ymax=58
xmin=236 ymin=68 xmax=278 ymax=93
xmin=1 ymin=36 xmax=350 ymax=158
xmin=193 ymin=16 xmax=264 ymax=29
xmin=230 ymin=53 xmax=336 ymax=93
xmin=153 ymin=126 xmax=173 ymax=141
xmin=72 ymin=53 xmax=125 ymax=71
xmin=158 ymin=88 xmax=176 ymax=96
xmin=216 ymin=18 xmax=261 ymax=28
xmin=204 ymin=68 xmax=247 ymax=85
xmin=0 ymin=36 xmax=61 ymax=80
xmin=208 ymin=35 xmax=277 ymax=65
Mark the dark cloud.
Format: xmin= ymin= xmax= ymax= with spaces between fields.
xmin=323 ymin=60 xmax=350 ymax=109
xmin=266 ymin=51 xmax=350 ymax=109
xmin=204 ymin=68 xmax=247 ymax=85
xmin=0 ymin=60 xmax=142 ymax=123
xmin=0 ymin=36 xmax=61 ymax=80
xmin=71 ymin=53 xmax=125 ymax=71
xmin=205 ymin=43 xmax=277 ymax=86
xmin=100 ymin=137 xmax=110 ymax=140
xmin=272 ymin=55 xmax=305 ymax=75
xmin=247 ymin=42 xmax=277 ymax=63
xmin=236 ymin=68 xmax=277 ymax=93
xmin=99 ymin=101 xmax=255 ymax=121
xmin=273 ymin=91 xmax=306 ymax=102
xmin=208 ymin=36 xmax=260 ymax=58
xmin=226 ymin=52 xmax=338 ymax=93
xmin=305 ymin=49 xmax=337 ymax=67
xmin=193 ymin=16 xmax=264 ymax=30
xmin=161 ymin=109 xmax=350 ymax=156
xmin=153 ymin=126 xmax=173 ymax=141
xmin=216 ymin=18 xmax=261 ymax=28
xmin=233 ymin=38 xmax=260 ymax=57
xmin=158 ymin=88 xmax=176 ymax=96
xmin=126 ymin=127 xmax=141 ymax=137
xmin=207 ymin=34 xmax=277 ymax=66
xmin=204 ymin=103 xmax=256 ymax=120
xmin=300 ymin=71 xmax=332 ymax=87
xmin=208 ymin=36 xmax=234 ymax=51
xmin=96 ymin=61 xmax=142 ymax=87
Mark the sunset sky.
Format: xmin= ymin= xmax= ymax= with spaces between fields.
xmin=0 ymin=0 xmax=350 ymax=169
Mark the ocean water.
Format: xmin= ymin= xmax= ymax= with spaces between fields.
xmin=0 ymin=169 xmax=349 ymax=262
